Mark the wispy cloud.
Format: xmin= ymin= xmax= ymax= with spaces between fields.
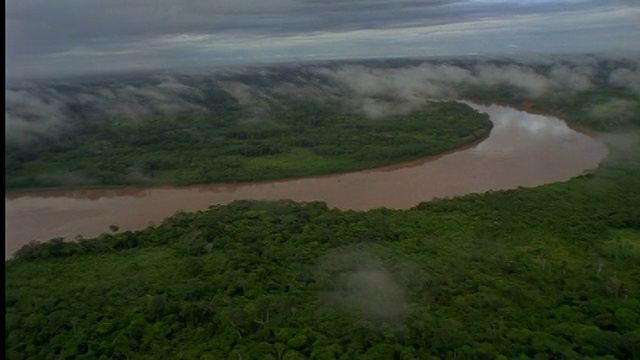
xmin=7 ymin=53 xmax=640 ymax=143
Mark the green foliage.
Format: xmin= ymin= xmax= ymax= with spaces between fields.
xmin=6 ymin=101 xmax=491 ymax=191
xmin=6 ymin=152 xmax=640 ymax=358
xmin=5 ymin=84 xmax=640 ymax=358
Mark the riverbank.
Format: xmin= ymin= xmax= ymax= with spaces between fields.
xmin=5 ymin=104 xmax=609 ymax=259
xmin=6 ymin=101 xmax=491 ymax=193
xmin=6 ymin=123 xmax=639 ymax=359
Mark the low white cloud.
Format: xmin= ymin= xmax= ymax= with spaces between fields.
xmin=6 ymin=54 xmax=640 ymax=143
xmin=609 ymin=67 xmax=640 ymax=94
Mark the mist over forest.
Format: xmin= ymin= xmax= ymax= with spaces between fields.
xmin=7 ymin=53 xmax=640 ymax=144
xmin=7 ymin=0 xmax=640 ymax=357
xmin=6 ymin=53 xmax=640 ymax=358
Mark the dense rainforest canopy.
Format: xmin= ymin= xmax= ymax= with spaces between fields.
xmin=5 ymin=60 xmax=640 ymax=359
xmin=5 ymin=100 xmax=490 ymax=191
xmin=6 ymin=159 xmax=640 ymax=359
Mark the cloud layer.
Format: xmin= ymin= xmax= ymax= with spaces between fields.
xmin=6 ymin=1 xmax=640 ymax=79
xmin=6 ymin=54 xmax=640 ymax=143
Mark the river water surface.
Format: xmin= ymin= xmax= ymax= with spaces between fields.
xmin=5 ymin=104 xmax=609 ymax=258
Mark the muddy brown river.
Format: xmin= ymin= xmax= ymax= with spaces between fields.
xmin=5 ymin=104 xmax=609 ymax=258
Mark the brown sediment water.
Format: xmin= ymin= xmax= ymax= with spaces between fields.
xmin=5 ymin=104 xmax=609 ymax=259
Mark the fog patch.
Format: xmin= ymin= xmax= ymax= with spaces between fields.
xmin=474 ymin=64 xmax=551 ymax=97
xmin=314 ymin=64 xmax=463 ymax=118
xmin=609 ymin=67 xmax=640 ymax=94
xmin=359 ymin=98 xmax=407 ymax=119
xmin=5 ymin=88 xmax=70 ymax=142
xmin=588 ymin=99 xmax=637 ymax=120
xmin=218 ymin=81 xmax=272 ymax=124
xmin=6 ymin=54 xmax=640 ymax=144
xmin=316 ymin=245 xmax=409 ymax=325
xmin=98 ymin=82 xmax=208 ymax=120
xmin=327 ymin=269 xmax=407 ymax=323
xmin=547 ymin=64 xmax=595 ymax=92
xmin=312 ymin=58 xmax=608 ymax=118
xmin=594 ymin=131 xmax=640 ymax=164
xmin=5 ymin=76 xmax=208 ymax=142
xmin=270 ymin=79 xmax=343 ymax=105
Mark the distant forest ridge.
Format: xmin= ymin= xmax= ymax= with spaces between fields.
xmin=7 ymin=53 xmax=640 ymax=141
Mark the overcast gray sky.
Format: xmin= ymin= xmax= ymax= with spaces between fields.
xmin=6 ymin=0 xmax=640 ymax=80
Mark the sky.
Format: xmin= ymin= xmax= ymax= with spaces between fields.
xmin=5 ymin=0 xmax=640 ymax=80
